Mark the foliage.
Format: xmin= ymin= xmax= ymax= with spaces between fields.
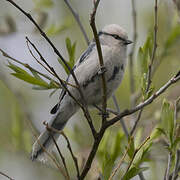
xmin=58 ymin=37 xmax=76 ymax=75
xmin=0 ymin=1 xmax=180 ymax=180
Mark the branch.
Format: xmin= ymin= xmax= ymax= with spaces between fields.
xmin=61 ymin=132 xmax=80 ymax=179
xmin=129 ymin=0 xmax=137 ymax=107
xmin=106 ymin=71 xmax=180 ymax=128
xmin=42 ymin=124 xmax=80 ymax=179
xmin=130 ymin=0 xmax=158 ymax=135
xmin=0 ymin=48 xmax=60 ymax=87
xmin=109 ymin=137 xmax=133 ymax=180
xmin=80 ymin=71 xmax=180 ymax=179
xmin=90 ymin=0 xmax=107 ymax=123
xmin=121 ymin=136 xmax=150 ymax=179
xmin=146 ymin=0 xmax=158 ymax=91
xmin=63 ymin=0 xmax=90 ymax=45
xmin=112 ymin=94 xmax=129 ymax=138
xmin=28 ymin=124 xmax=68 ymax=179
xmin=171 ymin=149 xmax=180 ymax=180
xmin=165 ymin=153 xmax=172 ymax=180
xmin=79 ymin=128 xmax=106 ymax=179
xmin=0 ymin=171 xmax=14 ymax=180
xmin=44 ymin=123 xmax=70 ymax=180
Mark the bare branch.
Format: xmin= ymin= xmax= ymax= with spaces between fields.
xmin=90 ymin=0 xmax=107 ymax=123
xmin=42 ymin=124 xmax=80 ymax=179
xmin=130 ymin=0 xmax=158 ymax=135
xmin=121 ymin=136 xmax=150 ymax=179
xmin=109 ymin=137 xmax=133 ymax=180
xmin=165 ymin=153 xmax=172 ymax=180
xmin=0 ymin=171 xmax=15 ymax=180
xmin=61 ymin=132 xmax=80 ymax=179
xmin=44 ymin=123 xmax=70 ymax=180
xmin=106 ymin=71 xmax=180 ymax=128
xmin=112 ymin=94 xmax=129 ymax=138
xmin=130 ymin=108 xmax=143 ymax=136
xmin=0 ymin=48 xmax=60 ymax=87
xmin=63 ymin=0 xmax=90 ymax=45
xmin=146 ymin=0 xmax=158 ymax=91
xmin=129 ymin=0 xmax=137 ymax=107
xmin=27 ymin=124 xmax=68 ymax=179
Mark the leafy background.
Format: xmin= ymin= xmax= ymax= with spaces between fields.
xmin=0 ymin=0 xmax=180 ymax=179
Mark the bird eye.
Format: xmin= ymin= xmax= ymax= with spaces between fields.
xmin=113 ymin=34 xmax=119 ymax=39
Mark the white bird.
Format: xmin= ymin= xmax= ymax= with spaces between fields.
xmin=31 ymin=24 xmax=132 ymax=161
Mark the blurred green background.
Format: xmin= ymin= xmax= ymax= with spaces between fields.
xmin=0 ymin=0 xmax=180 ymax=179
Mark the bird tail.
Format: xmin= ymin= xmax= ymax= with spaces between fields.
xmin=31 ymin=96 xmax=78 ymax=162
xmin=31 ymin=128 xmax=61 ymax=162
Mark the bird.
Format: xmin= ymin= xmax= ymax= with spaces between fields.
xmin=31 ymin=24 xmax=132 ymax=161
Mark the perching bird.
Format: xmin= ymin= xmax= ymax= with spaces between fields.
xmin=31 ymin=24 xmax=132 ymax=161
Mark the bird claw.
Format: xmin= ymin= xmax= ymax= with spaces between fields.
xmin=98 ymin=66 xmax=107 ymax=75
xmin=98 ymin=111 xmax=109 ymax=118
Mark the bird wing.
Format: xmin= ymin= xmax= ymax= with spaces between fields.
xmin=50 ymin=42 xmax=96 ymax=114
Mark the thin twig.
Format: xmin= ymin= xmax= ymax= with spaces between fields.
xmin=27 ymin=124 xmax=68 ymax=179
xmin=112 ymin=94 xmax=129 ymax=138
xmin=61 ymin=132 xmax=80 ymax=179
xmin=25 ymin=37 xmax=85 ymax=109
xmin=146 ymin=0 xmax=158 ymax=91
xmin=26 ymin=39 xmax=58 ymax=77
xmin=174 ymin=96 xmax=180 ymax=132
xmin=130 ymin=108 xmax=143 ymax=136
xmin=0 ymin=48 xmax=61 ymax=88
xmin=121 ymin=136 xmax=150 ymax=180
xmin=165 ymin=153 xmax=172 ymax=180
xmin=109 ymin=137 xmax=133 ymax=180
xmin=129 ymin=0 xmax=137 ymax=106
xmin=130 ymin=0 xmax=158 ymax=136
xmin=26 ymin=39 xmax=76 ymax=88
xmin=0 ymin=171 xmax=14 ymax=180
xmin=172 ymin=150 xmax=180 ymax=180
xmin=63 ymin=0 xmax=90 ymax=45
xmin=90 ymin=0 xmax=107 ymax=123
xmin=42 ymin=124 xmax=80 ymax=179
xmin=44 ymin=123 xmax=70 ymax=180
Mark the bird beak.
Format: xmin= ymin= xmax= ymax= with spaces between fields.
xmin=125 ymin=39 xmax=133 ymax=45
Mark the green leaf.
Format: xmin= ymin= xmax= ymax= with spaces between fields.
xmin=161 ymin=99 xmax=174 ymax=145
xmin=127 ymin=138 xmax=135 ymax=159
xmin=172 ymin=137 xmax=180 ymax=149
xmin=110 ymin=131 xmax=124 ymax=162
xmin=58 ymin=58 xmax=71 ymax=75
xmin=65 ymin=37 xmax=76 ymax=65
xmin=8 ymin=62 xmax=27 ymax=74
xmin=8 ymin=62 xmax=53 ymax=88
xmin=11 ymin=73 xmax=50 ymax=88
xmin=138 ymin=34 xmax=153 ymax=75
xmin=123 ymin=167 xmax=149 ymax=180
xmin=58 ymin=37 xmax=76 ymax=75
xmin=138 ymin=47 xmax=148 ymax=75
xmin=102 ymin=152 xmax=115 ymax=179
xmin=29 ymin=69 xmax=42 ymax=80
xmin=140 ymin=73 xmax=147 ymax=97
xmin=156 ymin=128 xmax=168 ymax=137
